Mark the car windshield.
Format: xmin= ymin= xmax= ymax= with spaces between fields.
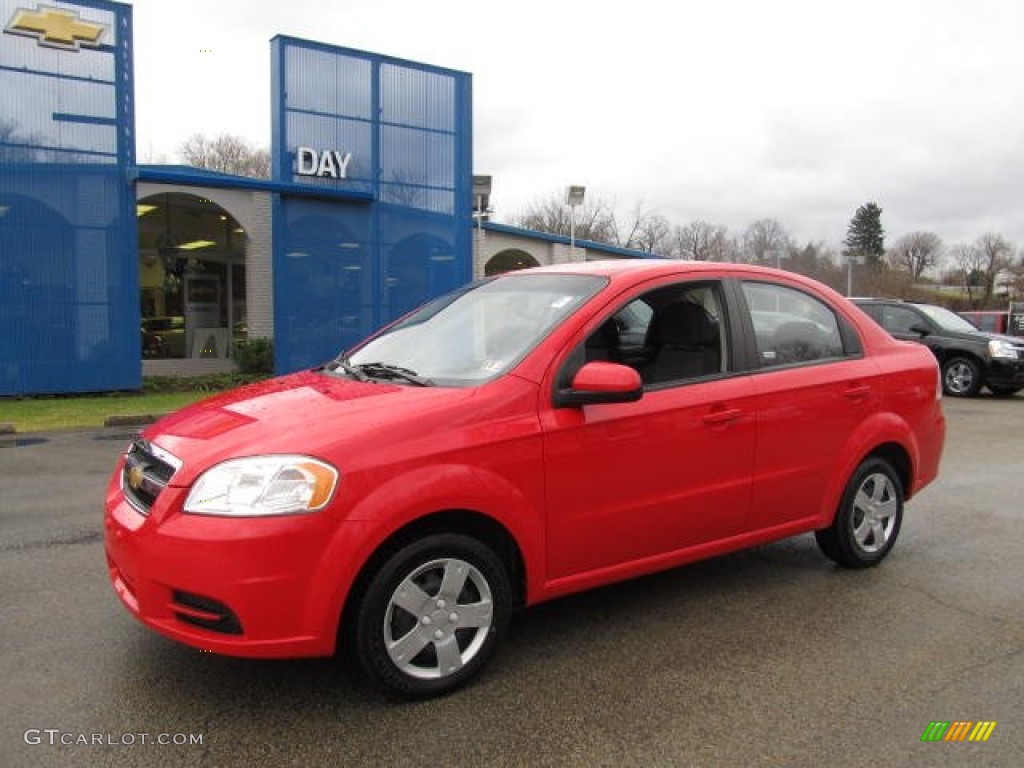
xmin=917 ymin=304 xmax=982 ymax=333
xmin=339 ymin=273 xmax=607 ymax=386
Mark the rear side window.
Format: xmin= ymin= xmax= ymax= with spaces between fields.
xmin=742 ymin=282 xmax=848 ymax=367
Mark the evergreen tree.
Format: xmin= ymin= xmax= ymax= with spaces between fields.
xmin=843 ymin=202 xmax=885 ymax=270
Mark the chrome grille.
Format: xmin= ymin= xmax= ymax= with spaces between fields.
xmin=121 ymin=439 xmax=180 ymax=515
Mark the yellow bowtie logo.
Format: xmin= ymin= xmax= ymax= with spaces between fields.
xmin=5 ymin=5 xmax=106 ymax=51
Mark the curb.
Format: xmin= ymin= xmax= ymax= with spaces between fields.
xmin=0 ymin=415 xmax=168 ymax=443
xmin=103 ymin=414 xmax=168 ymax=429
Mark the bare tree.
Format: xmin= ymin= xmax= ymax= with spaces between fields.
xmin=950 ymin=243 xmax=986 ymax=308
xmin=179 ymin=133 xmax=270 ymax=179
xmin=974 ymin=232 xmax=1014 ymax=306
xmin=514 ymin=193 xmax=672 ymax=252
xmin=741 ymin=218 xmax=790 ymax=264
xmin=0 ymin=119 xmax=45 ymax=161
xmin=673 ymin=220 xmax=733 ymax=261
xmin=611 ymin=202 xmax=672 ymax=254
xmin=515 ymin=193 xmax=616 ymax=244
xmin=888 ymin=231 xmax=944 ymax=281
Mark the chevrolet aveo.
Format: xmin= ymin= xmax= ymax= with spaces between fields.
xmin=105 ymin=261 xmax=945 ymax=697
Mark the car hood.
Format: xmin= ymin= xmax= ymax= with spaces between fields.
xmin=977 ymin=331 xmax=1024 ymax=345
xmin=938 ymin=329 xmax=1024 ymax=345
xmin=142 ymin=370 xmax=484 ymax=486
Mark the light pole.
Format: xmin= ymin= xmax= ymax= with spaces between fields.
xmin=846 ymin=252 xmax=862 ymax=297
xmin=472 ymin=175 xmax=492 ymax=269
xmin=566 ymin=185 xmax=585 ymax=261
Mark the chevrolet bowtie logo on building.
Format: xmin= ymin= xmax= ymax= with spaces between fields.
xmin=4 ymin=4 xmax=106 ymax=51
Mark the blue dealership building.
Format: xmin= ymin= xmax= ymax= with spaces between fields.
xmin=1 ymin=0 xmax=647 ymax=396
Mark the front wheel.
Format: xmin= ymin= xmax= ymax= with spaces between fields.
xmin=816 ymin=458 xmax=904 ymax=568
xmin=942 ymin=356 xmax=982 ymax=397
xmin=352 ymin=533 xmax=511 ymax=698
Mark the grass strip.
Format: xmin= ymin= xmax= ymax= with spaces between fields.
xmin=0 ymin=392 xmax=209 ymax=433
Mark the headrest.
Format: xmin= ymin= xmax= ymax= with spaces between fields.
xmin=657 ymin=302 xmax=717 ymax=347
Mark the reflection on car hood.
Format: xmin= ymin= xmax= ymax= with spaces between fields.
xmin=143 ymin=370 xmax=478 ymax=485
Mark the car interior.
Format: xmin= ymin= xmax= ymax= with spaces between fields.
xmin=580 ymin=283 xmax=726 ymax=386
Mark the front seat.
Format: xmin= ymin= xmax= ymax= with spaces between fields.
xmin=584 ymin=317 xmax=620 ymax=362
xmin=645 ymin=302 xmax=720 ymax=383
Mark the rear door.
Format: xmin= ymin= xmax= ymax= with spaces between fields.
xmin=738 ymin=281 xmax=882 ymax=531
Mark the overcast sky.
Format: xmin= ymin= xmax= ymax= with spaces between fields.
xmin=128 ymin=0 xmax=1024 ymax=251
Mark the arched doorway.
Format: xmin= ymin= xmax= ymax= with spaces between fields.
xmin=137 ymin=192 xmax=247 ymax=360
xmin=485 ymin=249 xmax=540 ymax=276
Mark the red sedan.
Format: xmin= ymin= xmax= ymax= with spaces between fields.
xmin=105 ymin=261 xmax=945 ymax=697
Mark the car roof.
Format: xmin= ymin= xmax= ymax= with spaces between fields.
xmin=507 ymin=258 xmax=814 ymax=282
xmin=851 ymin=297 xmax=941 ymax=308
xmin=504 ymin=259 xmax=869 ymax=310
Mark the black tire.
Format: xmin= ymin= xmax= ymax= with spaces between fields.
xmin=942 ymin=356 xmax=982 ymax=397
xmin=815 ymin=458 xmax=904 ymax=569
xmin=352 ymin=533 xmax=511 ymax=698
xmin=988 ymin=385 xmax=1021 ymax=398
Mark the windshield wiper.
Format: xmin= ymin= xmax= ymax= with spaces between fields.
xmin=354 ymin=362 xmax=434 ymax=387
xmin=323 ymin=359 xmax=370 ymax=382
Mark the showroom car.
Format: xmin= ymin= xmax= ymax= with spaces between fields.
xmin=105 ymin=261 xmax=946 ymax=697
xmin=852 ymin=298 xmax=1024 ymax=397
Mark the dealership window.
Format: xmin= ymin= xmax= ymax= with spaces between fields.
xmin=485 ymin=250 xmax=541 ymax=276
xmin=137 ymin=193 xmax=247 ymax=359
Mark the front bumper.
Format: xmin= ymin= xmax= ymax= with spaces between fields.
xmin=104 ymin=464 xmax=346 ymax=658
xmin=986 ymin=358 xmax=1024 ymax=390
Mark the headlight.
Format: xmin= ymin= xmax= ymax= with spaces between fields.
xmin=988 ymin=339 xmax=1019 ymax=360
xmin=184 ymin=455 xmax=338 ymax=517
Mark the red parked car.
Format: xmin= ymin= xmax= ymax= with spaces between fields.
xmin=105 ymin=261 xmax=945 ymax=697
xmin=958 ymin=310 xmax=1009 ymax=334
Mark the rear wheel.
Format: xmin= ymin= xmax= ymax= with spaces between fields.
xmin=816 ymin=458 xmax=904 ymax=568
xmin=942 ymin=356 xmax=982 ymax=397
xmin=352 ymin=533 xmax=511 ymax=698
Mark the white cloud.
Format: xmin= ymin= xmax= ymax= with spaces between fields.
xmin=126 ymin=0 xmax=1024 ymax=249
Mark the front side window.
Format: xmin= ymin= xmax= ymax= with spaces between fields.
xmin=916 ymin=304 xmax=981 ymax=333
xmin=576 ymin=281 xmax=729 ymax=387
xmin=343 ymin=273 xmax=607 ymax=386
xmin=743 ymin=282 xmax=847 ymax=367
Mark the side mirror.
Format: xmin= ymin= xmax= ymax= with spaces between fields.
xmin=554 ymin=361 xmax=643 ymax=408
xmin=909 ymin=323 xmax=931 ymax=337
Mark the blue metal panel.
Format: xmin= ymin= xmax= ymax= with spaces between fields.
xmin=380 ymin=62 xmax=457 ymax=131
xmin=273 ymin=198 xmax=375 ymax=372
xmin=0 ymin=0 xmax=137 ymax=395
xmin=270 ymin=37 xmax=472 ymax=374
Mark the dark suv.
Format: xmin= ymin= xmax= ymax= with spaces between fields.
xmin=852 ymin=298 xmax=1024 ymax=397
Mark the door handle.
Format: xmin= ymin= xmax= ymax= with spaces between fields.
xmin=702 ymin=408 xmax=741 ymax=427
xmin=843 ymin=384 xmax=872 ymax=401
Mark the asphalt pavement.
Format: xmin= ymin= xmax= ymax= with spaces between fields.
xmin=1 ymin=397 xmax=1021 ymax=767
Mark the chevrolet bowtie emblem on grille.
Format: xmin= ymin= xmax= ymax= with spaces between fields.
xmin=4 ymin=4 xmax=106 ymax=51
xmin=127 ymin=464 xmax=145 ymax=492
